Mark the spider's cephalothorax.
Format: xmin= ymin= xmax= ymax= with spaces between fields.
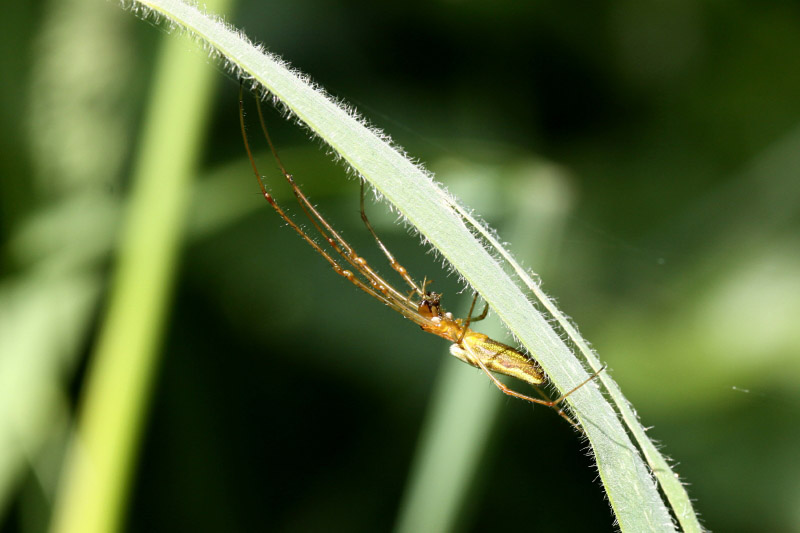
xmin=417 ymin=292 xmax=442 ymax=321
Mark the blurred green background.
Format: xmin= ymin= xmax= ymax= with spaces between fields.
xmin=2 ymin=0 xmax=800 ymax=531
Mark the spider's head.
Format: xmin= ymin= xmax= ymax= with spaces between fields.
xmin=418 ymin=291 xmax=442 ymax=320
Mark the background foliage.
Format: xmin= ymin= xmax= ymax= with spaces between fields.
xmin=1 ymin=0 xmax=799 ymax=531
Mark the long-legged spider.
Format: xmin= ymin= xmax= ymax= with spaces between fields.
xmin=238 ymin=86 xmax=603 ymax=429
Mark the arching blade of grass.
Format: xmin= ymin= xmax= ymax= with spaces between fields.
xmin=125 ymin=1 xmax=695 ymax=530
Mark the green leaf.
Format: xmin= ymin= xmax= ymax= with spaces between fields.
xmin=124 ymin=1 xmax=703 ymax=530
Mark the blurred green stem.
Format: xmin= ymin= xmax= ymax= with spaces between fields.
xmin=49 ymin=2 xmax=231 ymax=531
xmin=395 ymin=168 xmax=571 ymax=533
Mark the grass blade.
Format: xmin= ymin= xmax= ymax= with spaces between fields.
xmin=124 ymin=1 xmax=697 ymax=530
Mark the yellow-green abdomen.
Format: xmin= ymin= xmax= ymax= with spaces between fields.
xmin=449 ymin=334 xmax=546 ymax=387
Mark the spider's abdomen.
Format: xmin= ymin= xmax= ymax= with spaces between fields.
xmin=450 ymin=334 xmax=546 ymax=387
